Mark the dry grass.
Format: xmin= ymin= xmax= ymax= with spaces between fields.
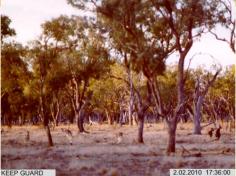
xmin=1 ymin=123 xmax=235 ymax=176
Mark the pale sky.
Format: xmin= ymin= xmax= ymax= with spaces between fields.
xmin=1 ymin=0 xmax=235 ymax=69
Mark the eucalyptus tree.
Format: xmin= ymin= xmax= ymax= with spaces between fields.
xmin=41 ymin=15 xmax=111 ymax=133
xmin=28 ymin=38 xmax=57 ymax=146
xmin=91 ymin=0 xmax=175 ymax=143
xmin=1 ymin=15 xmax=16 ymax=42
xmin=68 ymin=0 xmax=233 ymax=151
xmin=1 ymin=16 xmax=31 ymax=126
xmin=205 ymin=65 xmax=235 ymax=127
xmin=214 ymin=65 xmax=235 ymax=120
xmin=1 ymin=42 xmax=30 ymax=126
xmin=90 ymin=63 xmax=128 ymax=125
xmin=1 ymin=15 xmax=17 ymax=99
xmin=192 ymin=66 xmax=221 ymax=134
xmin=26 ymin=15 xmax=85 ymax=145
xmin=208 ymin=0 xmax=235 ymax=53
xmin=150 ymin=0 xmax=232 ymax=153
xmin=46 ymin=57 xmax=69 ymax=127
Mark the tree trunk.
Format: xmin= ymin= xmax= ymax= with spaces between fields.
xmin=137 ymin=113 xmax=144 ymax=143
xmin=177 ymin=57 xmax=185 ymax=105
xmin=55 ymin=100 xmax=60 ymax=126
xmin=165 ymin=57 xmax=184 ymax=153
xmin=128 ymin=103 xmax=133 ymax=126
xmin=167 ymin=121 xmax=177 ymax=154
xmin=18 ymin=116 xmax=22 ymax=126
xmin=79 ymin=116 xmax=85 ymax=132
xmin=20 ymin=110 xmax=25 ymax=125
xmin=45 ymin=125 xmax=53 ymax=147
xmin=6 ymin=113 xmax=12 ymax=127
xmin=2 ymin=114 xmax=5 ymax=125
xmin=128 ymin=66 xmax=134 ymax=126
xmin=166 ymin=55 xmax=186 ymax=153
xmin=42 ymin=110 xmax=54 ymax=146
xmin=40 ymin=89 xmax=54 ymax=146
xmin=50 ymin=98 xmax=60 ymax=127
xmin=76 ymin=110 xmax=85 ymax=133
xmin=42 ymin=111 xmax=54 ymax=146
xmin=133 ymin=112 xmax=138 ymax=126
xmin=193 ymin=70 xmax=220 ymax=134
xmin=193 ymin=96 xmax=204 ymax=134
xmin=72 ymin=77 xmax=85 ymax=132
xmin=106 ymin=110 xmax=113 ymax=125
xmin=150 ymin=78 xmax=163 ymax=115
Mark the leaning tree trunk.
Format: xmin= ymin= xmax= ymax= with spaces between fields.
xmin=40 ymin=84 xmax=53 ymax=147
xmin=193 ymin=69 xmax=220 ymax=134
xmin=150 ymin=78 xmax=163 ymax=117
xmin=193 ymin=96 xmax=204 ymax=134
xmin=39 ymin=54 xmax=54 ymax=147
xmin=45 ymin=124 xmax=53 ymax=147
xmin=41 ymin=103 xmax=53 ymax=147
xmin=41 ymin=102 xmax=53 ymax=147
xmin=166 ymin=119 xmax=177 ymax=154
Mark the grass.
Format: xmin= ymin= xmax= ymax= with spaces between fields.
xmin=1 ymin=122 xmax=235 ymax=176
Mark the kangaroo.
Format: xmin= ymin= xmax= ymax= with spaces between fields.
xmin=25 ymin=130 xmax=30 ymax=141
xmin=89 ymin=116 xmax=99 ymax=126
xmin=208 ymin=128 xmax=214 ymax=138
xmin=61 ymin=128 xmax=73 ymax=145
xmin=215 ymin=126 xmax=222 ymax=140
xmin=116 ymin=132 xmax=123 ymax=144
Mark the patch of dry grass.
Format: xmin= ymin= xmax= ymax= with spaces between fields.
xmin=1 ymin=123 xmax=235 ymax=176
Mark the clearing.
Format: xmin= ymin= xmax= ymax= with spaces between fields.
xmin=1 ymin=123 xmax=235 ymax=176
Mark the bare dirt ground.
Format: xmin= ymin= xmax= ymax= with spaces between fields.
xmin=1 ymin=123 xmax=235 ymax=176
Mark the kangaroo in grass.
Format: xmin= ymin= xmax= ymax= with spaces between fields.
xmin=25 ymin=130 xmax=30 ymax=141
xmin=215 ymin=126 xmax=222 ymax=140
xmin=208 ymin=128 xmax=214 ymax=138
xmin=61 ymin=128 xmax=73 ymax=145
xmin=116 ymin=132 xmax=123 ymax=144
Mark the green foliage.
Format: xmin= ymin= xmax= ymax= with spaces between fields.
xmin=40 ymin=15 xmax=112 ymax=82
xmin=209 ymin=65 xmax=235 ymax=108
xmin=2 ymin=0 xmax=234 ymax=127
xmin=1 ymin=42 xmax=32 ymax=123
xmin=1 ymin=15 xmax=16 ymax=40
xmin=90 ymin=63 xmax=127 ymax=112
xmin=2 ymin=43 xmax=28 ymax=91
xmin=157 ymin=66 xmax=178 ymax=104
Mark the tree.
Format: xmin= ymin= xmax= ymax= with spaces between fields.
xmin=40 ymin=15 xmax=111 ymax=132
xmin=68 ymin=0 xmax=232 ymax=151
xmin=205 ymin=65 xmax=235 ymax=129
xmin=1 ymin=43 xmax=29 ymax=126
xmin=28 ymin=39 xmax=56 ymax=146
xmin=94 ymin=0 xmax=174 ymax=143
xmin=151 ymin=0 xmax=231 ymax=153
xmin=1 ymin=16 xmax=30 ymax=126
xmin=90 ymin=63 xmax=128 ymax=125
xmin=192 ymin=67 xmax=221 ymax=134
xmin=1 ymin=15 xmax=16 ymax=42
xmin=208 ymin=0 xmax=235 ymax=53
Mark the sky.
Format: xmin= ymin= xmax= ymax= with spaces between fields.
xmin=1 ymin=0 xmax=235 ymax=69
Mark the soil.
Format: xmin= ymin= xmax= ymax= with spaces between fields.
xmin=1 ymin=123 xmax=235 ymax=176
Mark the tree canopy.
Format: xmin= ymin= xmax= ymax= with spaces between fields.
xmin=1 ymin=1 xmax=235 ymax=150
